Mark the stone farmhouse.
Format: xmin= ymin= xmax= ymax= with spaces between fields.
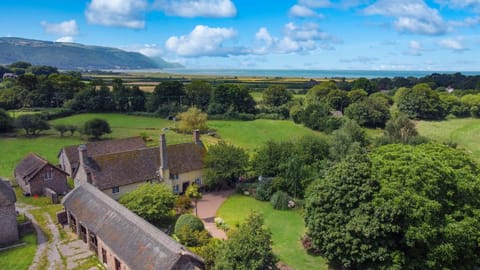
xmin=58 ymin=137 xmax=146 ymax=177
xmin=0 ymin=179 xmax=19 ymax=247
xmin=14 ymin=153 xmax=69 ymax=196
xmin=62 ymin=183 xmax=205 ymax=270
xmin=73 ymin=131 xmax=206 ymax=200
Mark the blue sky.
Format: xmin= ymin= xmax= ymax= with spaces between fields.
xmin=1 ymin=0 xmax=480 ymax=70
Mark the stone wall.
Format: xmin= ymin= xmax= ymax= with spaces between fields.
xmin=30 ymin=165 xmax=68 ymax=196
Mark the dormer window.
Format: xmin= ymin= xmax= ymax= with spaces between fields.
xmin=44 ymin=168 xmax=53 ymax=181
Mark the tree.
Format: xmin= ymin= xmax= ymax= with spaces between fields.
xmin=301 ymin=101 xmax=342 ymax=132
xmin=208 ymin=84 xmax=256 ymax=115
xmin=262 ymin=85 xmax=292 ymax=107
xmin=185 ymin=80 xmax=212 ymax=111
xmin=185 ymin=183 xmax=202 ymax=216
xmin=177 ymin=107 xmax=208 ymax=133
xmin=214 ymin=212 xmax=277 ymax=270
xmin=83 ymin=118 xmax=111 ymax=139
xmin=119 ymin=183 xmax=176 ymax=224
xmin=326 ymin=89 xmax=350 ymax=112
xmin=305 ymin=144 xmax=480 ymax=269
xmin=54 ymin=124 xmax=68 ymax=137
xmin=329 ymin=119 xmax=368 ymax=161
xmin=384 ymin=113 xmax=418 ymax=144
xmin=146 ymin=81 xmax=185 ymax=112
xmin=396 ymin=83 xmax=446 ymax=120
xmin=14 ymin=114 xmax=50 ymax=135
xmin=0 ymin=108 xmax=13 ymax=133
xmin=204 ymin=141 xmax=249 ymax=189
xmin=344 ymin=95 xmax=390 ymax=128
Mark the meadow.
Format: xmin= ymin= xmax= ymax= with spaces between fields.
xmin=217 ymin=195 xmax=327 ymax=270
xmin=0 ymin=113 xmax=320 ymax=178
xmin=417 ymin=117 xmax=480 ymax=160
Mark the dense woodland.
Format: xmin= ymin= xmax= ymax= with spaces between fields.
xmin=2 ymin=62 xmax=480 ymax=269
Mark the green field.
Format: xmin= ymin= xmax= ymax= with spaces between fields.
xmin=217 ymin=195 xmax=327 ymax=270
xmin=0 ymin=113 xmax=320 ymax=178
xmin=417 ymin=118 xmax=480 ymax=160
xmin=0 ymin=234 xmax=37 ymax=270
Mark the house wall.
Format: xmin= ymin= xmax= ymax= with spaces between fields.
xmin=0 ymin=204 xmax=19 ymax=246
xmin=59 ymin=150 xmax=74 ymax=177
xmin=15 ymin=176 xmax=31 ymax=195
xmin=102 ymin=180 xmax=155 ymax=200
xmin=29 ymin=166 xmax=68 ymax=196
xmin=96 ymin=237 xmax=130 ymax=270
xmin=166 ymin=169 xmax=204 ymax=193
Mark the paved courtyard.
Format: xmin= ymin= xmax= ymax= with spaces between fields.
xmin=195 ymin=189 xmax=234 ymax=239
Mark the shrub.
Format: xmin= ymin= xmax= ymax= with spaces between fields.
xmin=175 ymin=196 xmax=192 ymax=214
xmin=214 ymin=217 xmax=229 ymax=231
xmin=255 ymin=178 xmax=274 ymax=201
xmin=176 ymin=226 xmax=211 ymax=247
xmin=174 ymin=214 xmax=204 ymax=235
xmin=270 ymin=191 xmax=291 ymax=210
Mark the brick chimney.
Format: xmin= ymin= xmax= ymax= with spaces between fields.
xmin=78 ymin=144 xmax=88 ymax=167
xmin=193 ymin=130 xmax=201 ymax=145
xmin=160 ymin=134 xmax=168 ymax=170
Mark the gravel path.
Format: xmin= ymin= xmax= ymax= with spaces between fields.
xmin=195 ymin=189 xmax=234 ymax=239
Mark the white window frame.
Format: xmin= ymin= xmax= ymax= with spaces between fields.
xmin=44 ymin=168 xmax=53 ymax=181
xmin=112 ymin=186 xmax=120 ymax=194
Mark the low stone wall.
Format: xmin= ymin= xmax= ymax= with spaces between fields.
xmin=18 ymin=221 xmax=34 ymax=236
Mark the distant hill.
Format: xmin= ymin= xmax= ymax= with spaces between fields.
xmin=0 ymin=37 xmax=183 ymax=70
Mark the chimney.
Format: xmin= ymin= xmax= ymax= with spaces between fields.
xmin=160 ymin=134 xmax=168 ymax=170
xmin=193 ymin=130 xmax=201 ymax=145
xmin=78 ymin=144 xmax=88 ymax=167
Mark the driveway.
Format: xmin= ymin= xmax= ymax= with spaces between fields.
xmin=195 ymin=189 xmax=234 ymax=239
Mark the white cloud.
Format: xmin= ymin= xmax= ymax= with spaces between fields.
xmin=298 ymin=0 xmax=332 ymax=8
xmin=165 ymin=25 xmax=244 ymax=57
xmin=41 ymin=20 xmax=79 ymax=36
xmin=123 ymin=44 xmax=163 ymax=57
xmin=289 ymin=5 xmax=323 ymax=18
xmin=85 ymin=0 xmax=147 ymax=29
xmin=364 ymin=0 xmax=447 ymax=35
xmin=438 ymin=38 xmax=468 ymax=51
xmin=154 ymin=0 xmax=236 ymax=18
xmin=55 ymin=36 xmax=75 ymax=43
xmin=406 ymin=40 xmax=423 ymax=55
xmin=436 ymin=0 xmax=480 ymax=12
xmin=254 ymin=22 xmax=338 ymax=54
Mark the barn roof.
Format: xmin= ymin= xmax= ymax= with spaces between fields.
xmin=0 ymin=179 xmax=16 ymax=206
xmin=62 ymin=183 xmax=204 ymax=270
xmin=14 ymin=153 xmax=68 ymax=182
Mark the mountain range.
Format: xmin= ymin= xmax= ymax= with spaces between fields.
xmin=0 ymin=37 xmax=182 ymax=70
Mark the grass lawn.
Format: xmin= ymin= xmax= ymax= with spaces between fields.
xmin=417 ymin=118 xmax=480 ymax=160
xmin=208 ymin=119 xmax=322 ymax=151
xmin=217 ymin=195 xmax=327 ymax=270
xmin=0 ymin=233 xmax=37 ymax=270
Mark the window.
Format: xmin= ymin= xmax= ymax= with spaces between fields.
xmin=173 ymin=185 xmax=179 ymax=194
xmin=195 ymin=177 xmax=202 ymax=185
xmin=112 ymin=186 xmax=120 ymax=194
xmin=169 ymin=173 xmax=179 ymax=180
xmin=102 ymin=248 xmax=107 ymax=264
xmin=44 ymin=168 xmax=53 ymax=181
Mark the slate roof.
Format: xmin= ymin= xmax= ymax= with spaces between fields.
xmin=59 ymin=137 xmax=146 ymax=169
xmin=14 ymin=153 xmax=68 ymax=182
xmin=62 ymin=183 xmax=204 ymax=270
xmin=86 ymin=142 xmax=205 ymax=190
xmin=0 ymin=180 xmax=16 ymax=206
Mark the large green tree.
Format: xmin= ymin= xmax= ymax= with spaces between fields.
xmin=305 ymin=144 xmax=480 ymax=269
xmin=0 ymin=108 xmax=14 ymax=133
xmin=14 ymin=114 xmax=50 ymax=135
xmin=214 ymin=212 xmax=277 ymax=270
xmin=204 ymin=141 xmax=249 ymax=189
xmin=396 ymin=83 xmax=446 ymax=120
xmin=83 ymin=118 xmax=111 ymax=139
xmin=119 ymin=183 xmax=176 ymax=224
xmin=262 ymin=85 xmax=292 ymax=107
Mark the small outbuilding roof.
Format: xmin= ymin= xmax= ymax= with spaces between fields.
xmin=0 ymin=179 xmax=16 ymax=206
xmin=62 ymin=183 xmax=204 ymax=270
xmin=14 ymin=153 xmax=68 ymax=182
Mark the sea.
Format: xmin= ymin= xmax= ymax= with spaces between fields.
xmin=123 ymin=68 xmax=480 ymax=79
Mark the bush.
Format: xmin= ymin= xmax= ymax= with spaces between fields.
xmin=174 ymin=214 xmax=204 ymax=235
xmin=176 ymin=226 xmax=211 ymax=247
xmin=255 ymin=178 xmax=274 ymax=201
xmin=175 ymin=196 xmax=192 ymax=214
xmin=270 ymin=191 xmax=291 ymax=210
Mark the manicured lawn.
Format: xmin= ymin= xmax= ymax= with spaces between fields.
xmin=0 ymin=233 xmax=37 ymax=270
xmin=217 ymin=195 xmax=327 ymax=270
xmin=208 ymin=119 xmax=322 ymax=151
xmin=417 ymin=118 xmax=480 ymax=160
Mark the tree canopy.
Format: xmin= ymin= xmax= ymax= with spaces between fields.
xmin=14 ymin=114 xmax=50 ymax=135
xmin=83 ymin=118 xmax=111 ymax=139
xmin=305 ymin=143 xmax=480 ymax=269
xmin=177 ymin=107 xmax=208 ymax=133
xmin=119 ymin=183 xmax=176 ymax=224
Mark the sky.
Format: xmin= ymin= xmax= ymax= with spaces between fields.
xmin=0 ymin=0 xmax=480 ymax=71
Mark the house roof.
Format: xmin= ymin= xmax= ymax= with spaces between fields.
xmin=86 ymin=143 xmax=206 ymax=190
xmin=62 ymin=183 xmax=204 ymax=270
xmin=14 ymin=153 xmax=68 ymax=182
xmin=0 ymin=180 xmax=16 ymax=206
xmin=59 ymin=137 xmax=146 ymax=168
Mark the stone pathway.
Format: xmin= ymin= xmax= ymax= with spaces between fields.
xmin=195 ymin=189 xmax=234 ymax=239
xmin=16 ymin=203 xmax=97 ymax=270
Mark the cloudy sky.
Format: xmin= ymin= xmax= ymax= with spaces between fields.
xmin=1 ymin=0 xmax=480 ymax=70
